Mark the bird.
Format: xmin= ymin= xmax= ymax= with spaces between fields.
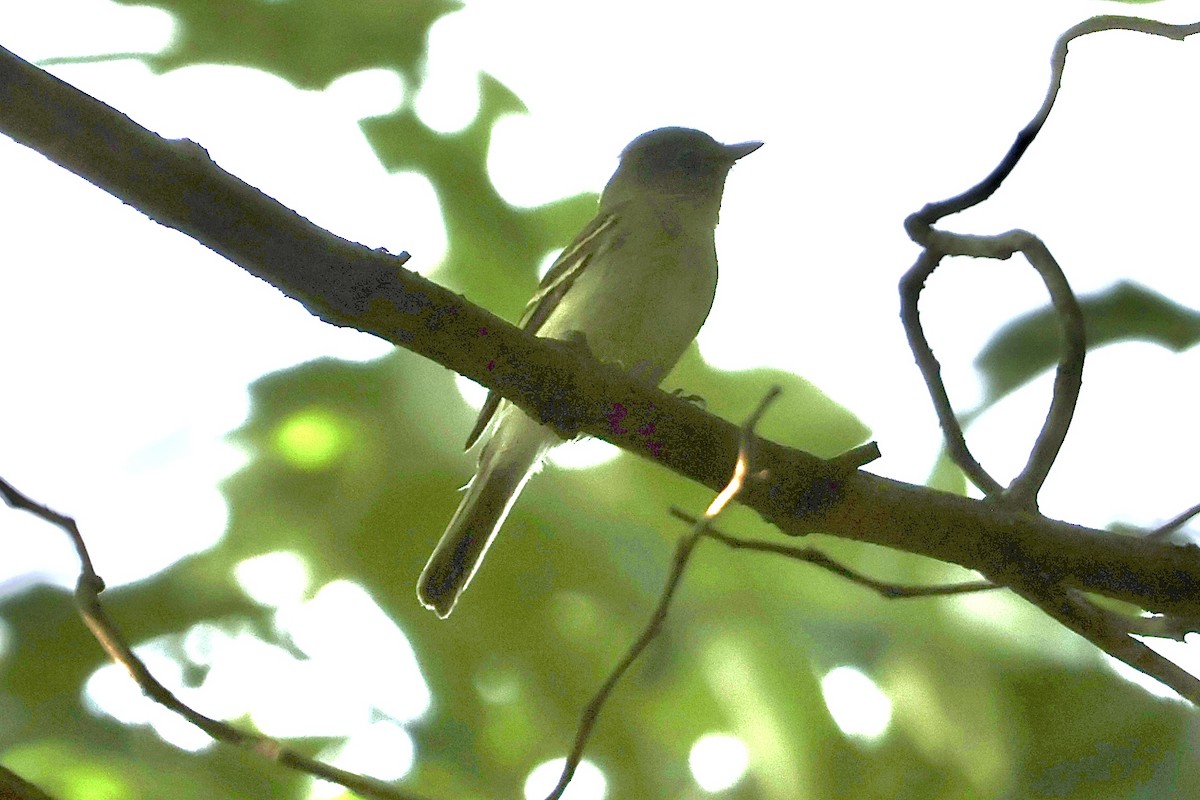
xmin=417 ymin=126 xmax=762 ymax=618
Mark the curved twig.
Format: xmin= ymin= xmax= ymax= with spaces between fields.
xmin=546 ymin=387 xmax=782 ymax=800
xmin=669 ymin=509 xmax=997 ymax=599
xmin=899 ymin=250 xmax=1004 ymax=496
xmin=902 ymin=16 xmax=1200 ymax=509
xmin=0 ymin=476 xmax=427 ymax=800
xmin=907 ymin=16 xmax=1200 ymax=235
xmin=900 ymin=13 xmax=1200 ymax=702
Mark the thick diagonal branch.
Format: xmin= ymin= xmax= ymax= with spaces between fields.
xmin=2 ymin=44 xmax=1198 ymax=623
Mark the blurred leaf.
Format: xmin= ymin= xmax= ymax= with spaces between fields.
xmin=113 ymin=0 xmax=460 ymax=88
xmin=4 ymin=731 xmax=304 ymax=800
xmin=361 ymin=73 xmax=599 ymax=315
xmin=665 ymin=345 xmax=870 ymax=457
xmin=971 ymin=281 xmax=1200 ymax=414
xmin=206 ymin=328 xmax=872 ymax=796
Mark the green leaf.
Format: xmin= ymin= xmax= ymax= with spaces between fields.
xmin=361 ymin=73 xmax=598 ymax=316
xmin=972 ymin=281 xmax=1200 ymax=414
xmin=112 ymin=0 xmax=460 ymax=88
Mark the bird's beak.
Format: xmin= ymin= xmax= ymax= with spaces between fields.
xmin=722 ymin=140 xmax=764 ymax=161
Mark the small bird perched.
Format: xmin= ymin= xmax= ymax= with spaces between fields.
xmin=418 ymin=126 xmax=762 ymax=618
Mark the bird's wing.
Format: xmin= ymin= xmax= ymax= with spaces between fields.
xmin=463 ymin=209 xmax=621 ymax=450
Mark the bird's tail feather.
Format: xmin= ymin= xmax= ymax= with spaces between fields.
xmin=417 ymin=410 xmax=553 ymax=618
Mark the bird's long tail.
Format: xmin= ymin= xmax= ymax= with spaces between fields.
xmin=417 ymin=408 xmax=555 ymax=618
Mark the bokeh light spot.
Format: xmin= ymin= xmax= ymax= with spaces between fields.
xmin=821 ymin=665 xmax=892 ymax=741
xmin=689 ymin=732 xmax=750 ymax=792
xmin=273 ymin=408 xmax=351 ymax=470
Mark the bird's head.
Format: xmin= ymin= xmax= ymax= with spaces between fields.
xmin=602 ymin=127 xmax=762 ymax=216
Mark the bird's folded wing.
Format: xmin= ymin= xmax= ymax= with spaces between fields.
xmin=463 ymin=209 xmax=621 ymax=449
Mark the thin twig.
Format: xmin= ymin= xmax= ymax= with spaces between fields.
xmin=899 ymin=251 xmax=1003 ymax=496
xmin=0 ymin=476 xmax=428 ymax=800
xmin=1007 ymin=581 xmax=1200 ymax=704
xmin=1146 ymin=501 xmax=1200 ymax=541
xmin=1000 ymin=236 xmax=1083 ymax=506
xmin=906 ymin=16 xmax=1200 ymax=235
xmin=545 ymin=386 xmax=782 ymax=800
xmin=669 ymin=509 xmax=997 ymax=599
xmin=899 ymin=13 xmax=1200 ymax=701
xmin=901 ymin=231 xmax=1085 ymax=510
xmin=901 ymin=17 xmax=1200 ymax=509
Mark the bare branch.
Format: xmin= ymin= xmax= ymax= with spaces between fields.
xmin=1147 ymin=501 xmax=1200 ymax=541
xmin=546 ymin=387 xmax=782 ymax=800
xmin=901 ymin=17 xmax=1200 ymax=505
xmin=902 ymin=230 xmax=1084 ymax=510
xmin=898 ymin=13 xmax=1200 ymax=701
xmin=906 ymin=16 xmax=1200 ymax=234
xmin=670 ymin=508 xmax=997 ymax=598
xmin=1007 ymin=581 xmax=1200 ymax=704
xmin=899 ymin=250 xmax=1004 ymax=497
xmin=0 ymin=476 xmax=431 ymax=800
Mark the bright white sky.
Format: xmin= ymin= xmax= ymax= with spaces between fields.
xmin=2 ymin=0 xmax=1199 ymax=790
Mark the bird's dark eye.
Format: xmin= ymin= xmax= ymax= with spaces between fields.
xmin=678 ymin=150 xmax=702 ymax=170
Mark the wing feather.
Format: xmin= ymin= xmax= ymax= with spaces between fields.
xmin=463 ymin=210 xmax=620 ymax=449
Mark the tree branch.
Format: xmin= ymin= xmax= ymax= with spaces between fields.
xmin=2 ymin=42 xmax=1199 ymax=626
xmin=0 ymin=476 xmax=429 ymax=800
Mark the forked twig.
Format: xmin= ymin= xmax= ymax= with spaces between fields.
xmin=1005 ymin=581 xmax=1200 ymax=704
xmin=900 ymin=14 xmax=1200 ymax=701
xmin=901 ymin=16 xmax=1200 ymax=511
